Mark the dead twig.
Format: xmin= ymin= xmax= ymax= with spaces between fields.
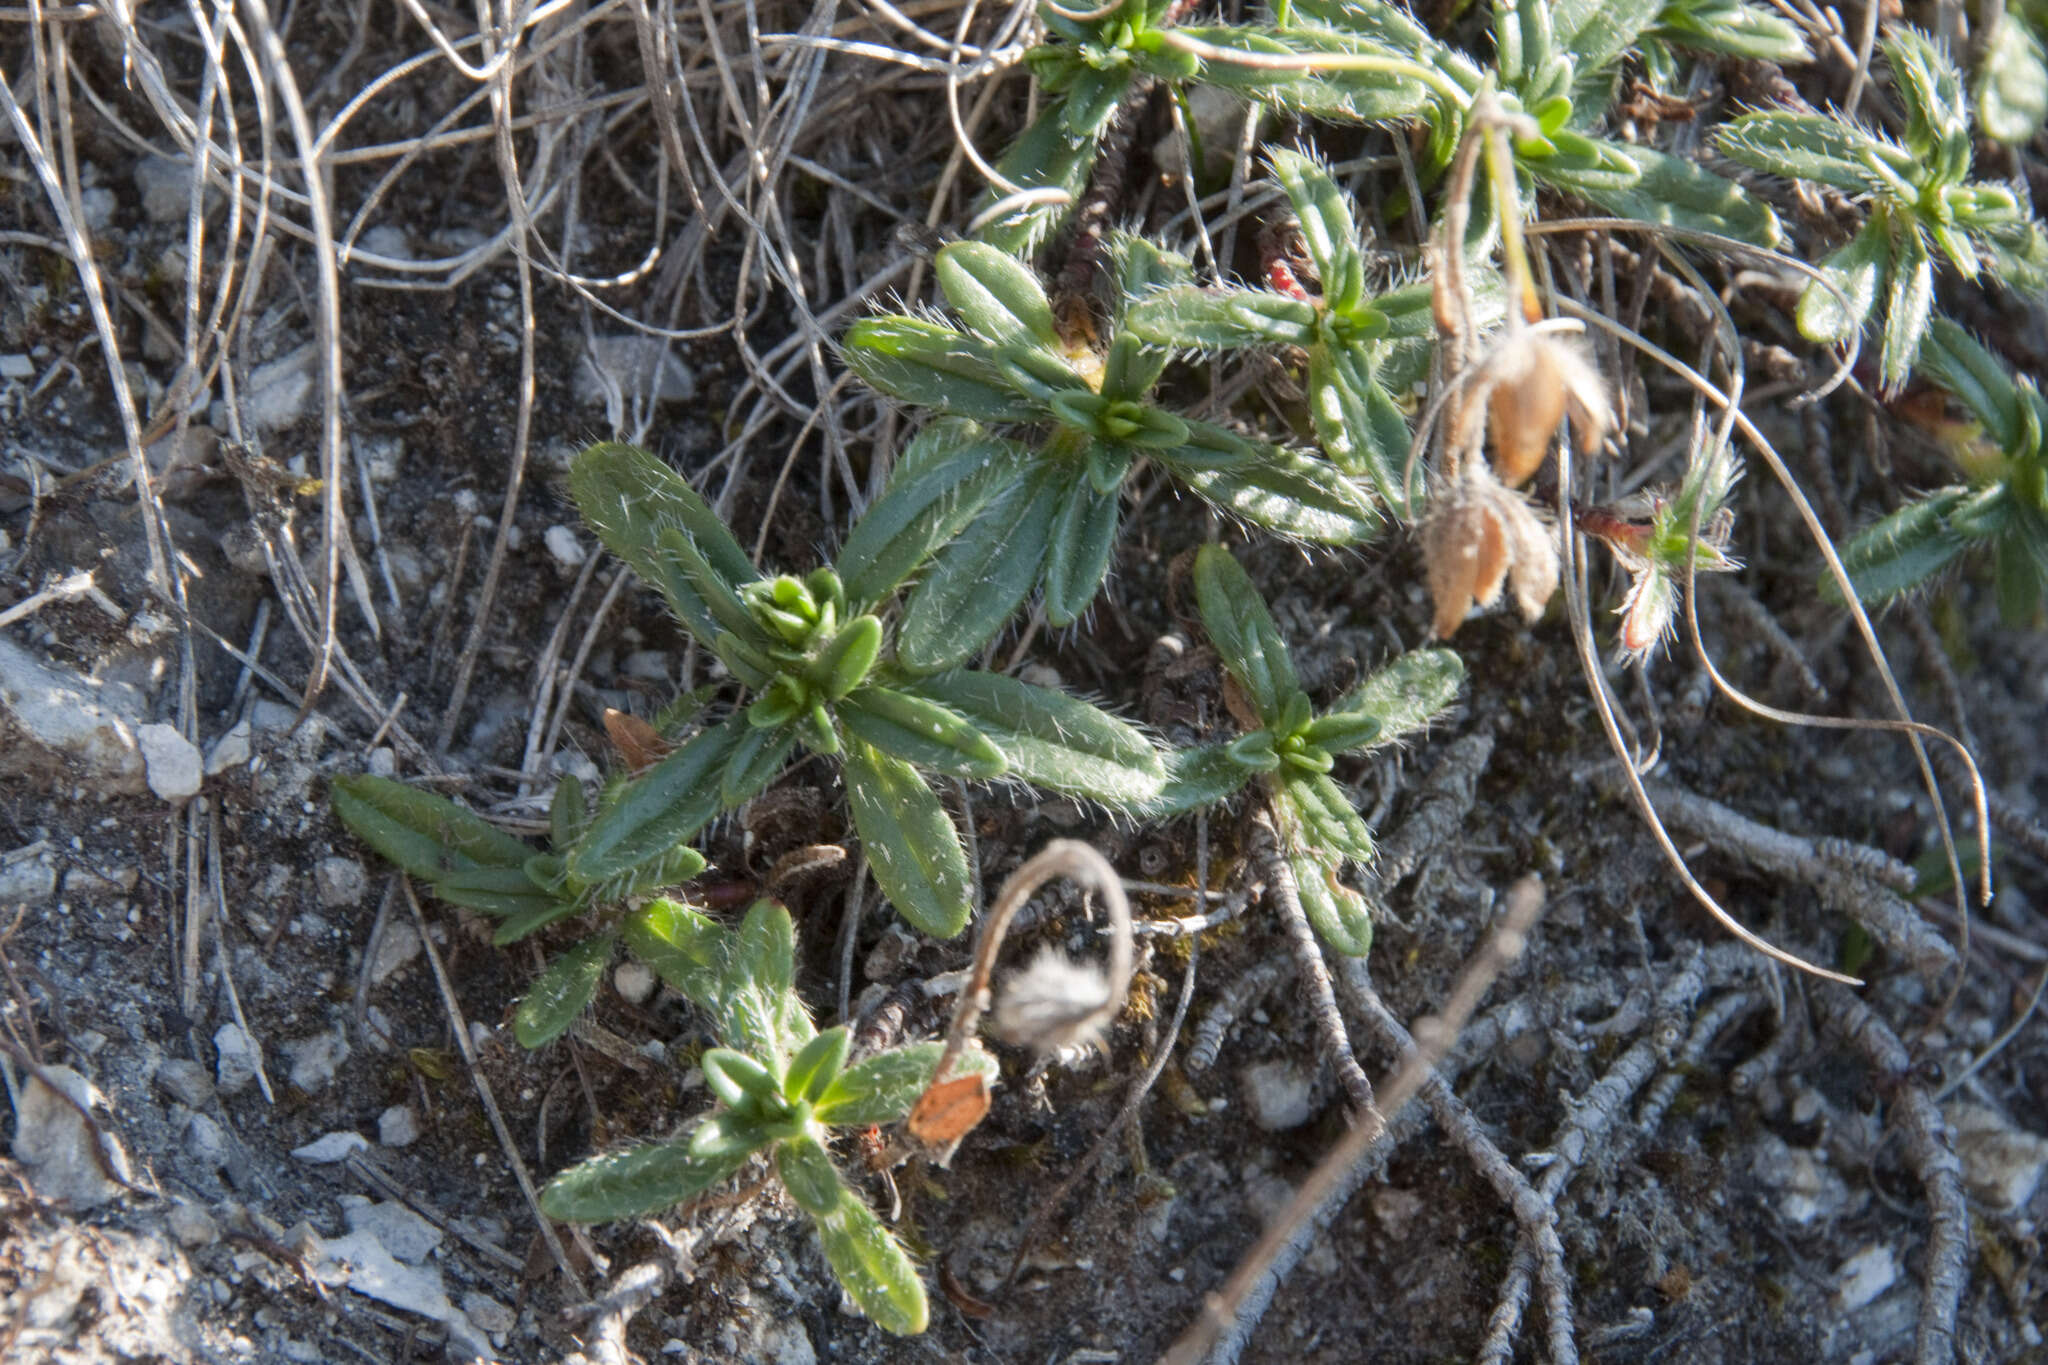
xmin=1253 ymin=813 xmax=1374 ymax=1113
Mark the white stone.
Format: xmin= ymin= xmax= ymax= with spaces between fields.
xmin=213 ymin=1024 xmax=261 ymax=1095
xmin=137 ymin=723 xmax=203 ymax=800
xmin=155 ymin=1058 xmax=215 ymax=1108
xmin=1240 ymin=1059 xmax=1315 ymax=1132
xmin=12 ymin=1065 xmax=129 ymax=1208
xmin=1834 ymin=1244 xmax=1898 ymax=1311
xmin=343 ymin=1198 xmax=444 ymax=1264
xmin=315 ymin=857 xmax=368 ymax=909
xmin=205 ymin=720 xmax=252 ymax=775
xmin=576 ymin=335 xmax=695 ymax=408
xmin=167 ymin=1201 xmax=221 ymax=1247
xmin=185 ymin=1113 xmax=229 ymax=1169
xmin=1948 ymin=1102 xmax=2048 ymax=1212
xmin=0 ymin=354 xmax=32 ymax=380
xmin=291 ymin=1131 xmax=369 ymax=1164
xmin=0 ymin=639 xmax=145 ymax=794
xmin=242 ymin=344 xmax=316 ymax=433
xmin=544 ymin=525 xmax=587 ymax=569
xmin=614 ymin=961 xmax=657 ymax=1005
xmin=369 ymin=920 xmax=421 ymax=984
xmin=134 ymin=154 xmax=198 ymax=224
xmin=460 ymin=1291 xmax=514 ymax=1335
xmin=378 ymin=1104 xmax=420 ymax=1148
xmin=358 ymin=226 xmax=413 ymax=261
xmin=287 ymin=1029 xmax=349 ymax=1092
xmin=0 ymin=850 xmax=57 ymax=905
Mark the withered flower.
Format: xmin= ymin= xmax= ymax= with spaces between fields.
xmin=992 ymin=946 xmax=1116 ymax=1061
xmin=1421 ymin=465 xmax=1560 ymax=639
xmin=1482 ymin=331 xmax=1613 ymax=487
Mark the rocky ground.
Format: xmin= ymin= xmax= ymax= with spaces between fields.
xmin=4 ymin=3 xmax=2048 ymax=1364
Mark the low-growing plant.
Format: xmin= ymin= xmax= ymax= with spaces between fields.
xmin=1717 ymin=26 xmax=2048 ymax=386
xmin=539 ymin=899 xmax=997 ymax=1336
xmin=1833 ymin=316 xmax=2048 ymax=622
xmin=843 ymin=233 xmax=1380 ymax=670
xmin=1155 ymin=544 xmax=1464 ymax=954
xmin=566 ymin=440 xmax=1168 ymax=939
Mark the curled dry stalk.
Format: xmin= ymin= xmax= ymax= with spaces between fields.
xmin=1157 ymin=875 xmax=1548 ymax=1365
xmin=909 ymin=839 xmax=1135 ymax=1161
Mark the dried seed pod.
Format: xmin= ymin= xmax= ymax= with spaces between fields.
xmin=1420 ymin=468 xmax=1559 ymax=638
xmin=1483 ymin=333 xmax=1613 ymax=487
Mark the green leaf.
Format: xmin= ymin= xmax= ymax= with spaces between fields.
xmin=1298 ymin=710 xmax=1381 ymax=753
xmin=513 ymin=933 xmax=614 ymax=1048
xmin=491 ymin=897 xmax=585 ymax=947
xmin=1994 ymin=502 xmax=2048 ymax=624
xmin=901 ymin=669 xmax=1167 ymax=807
xmin=844 ymin=740 xmax=973 ymax=938
xmin=621 ymin=897 xmax=727 ymax=1005
xmin=1716 ymin=113 xmax=1892 ymax=195
xmin=587 ymin=842 xmax=708 ymax=908
xmin=539 ymin=1138 xmax=750 ymax=1223
xmin=837 ymin=686 xmax=1007 ymax=779
xmin=814 ymin=1041 xmax=946 ymax=1126
xmin=1267 ymin=148 xmax=1363 ymax=313
xmin=1879 ymin=226 xmax=1935 ymax=389
xmin=810 ymin=1185 xmax=928 ymax=1335
xmin=721 ymin=723 xmax=800 ymax=808
xmin=736 ymin=899 xmax=798 ymax=1010
xmin=1044 ymin=476 xmax=1123 ymax=628
xmin=1166 ymin=436 xmax=1380 ymax=543
xmin=1145 ymin=744 xmax=1253 ymax=817
xmin=837 ymin=421 xmax=1031 ymax=609
xmin=1827 ymin=485 xmax=1997 ymax=603
xmin=1332 ymin=648 xmax=1465 ymax=745
xmin=1124 ymin=285 xmax=1318 ymax=349
xmin=1919 ymin=318 xmax=2028 ymax=452
xmin=775 ymin=1134 xmax=846 ymax=1217
xmin=1980 ymin=13 xmax=2048 ymax=145
xmin=569 ymin=716 xmax=745 ymax=883
xmin=936 ymin=241 xmax=1061 ymax=350
xmin=1797 ymin=214 xmax=1890 ymax=344
xmin=843 ymin=317 xmax=1044 ymax=424
xmin=331 ymin=774 xmax=535 ymax=881
xmin=432 ymin=863 xmax=555 ymax=917
xmin=1307 ymin=344 xmax=1414 ymax=516
xmin=1552 ymin=0 xmax=1666 ymax=78
xmin=813 ymin=616 xmax=884 ymax=703
xmin=1883 ymin=27 xmax=1970 ymax=182
xmin=703 ymin=1047 xmax=784 ymax=1114
xmin=1651 ymin=0 xmax=1809 ymax=61
xmin=1185 ymin=23 xmax=1439 ymax=122
xmin=1193 ymin=544 xmax=1299 ymax=726
xmin=1291 ymin=852 xmax=1373 ymax=956
xmin=653 ymin=527 xmax=767 ymax=655
xmin=975 ymin=104 xmax=1098 ymax=257
xmin=688 ymin=1110 xmax=771 ymax=1162
xmin=897 ymin=465 xmax=1062 ymax=674
xmin=570 ymin=444 xmax=758 ymax=640
xmin=550 ymin=778 xmax=587 ymax=852
xmin=785 ymin=1026 xmax=852 ymax=1103
xmin=1574 ymin=143 xmax=1781 ymax=247
xmin=1276 ymin=771 xmax=1376 ymax=863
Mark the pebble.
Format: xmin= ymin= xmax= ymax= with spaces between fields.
xmin=13 ymin=1065 xmax=129 ymax=1208
xmin=1948 ymin=1102 xmax=2048 ymax=1212
xmin=1240 ymin=1060 xmax=1316 ymax=1132
xmin=461 ymin=1291 xmax=514 ymax=1335
xmin=240 ymin=344 xmax=316 ymax=432
xmin=367 ymin=746 xmax=398 ymax=778
xmin=544 ymin=525 xmax=587 ymax=569
xmin=155 ymin=1057 xmax=215 ymax=1108
xmin=315 ymin=856 xmax=368 ymax=909
xmin=358 ymin=225 xmax=413 ymax=261
xmin=205 ymin=720 xmax=253 ymax=775
xmin=186 ymin=1113 xmax=230 ymax=1169
xmin=615 ymin=961 xmax=657 ymax=1005
xmin=291 ymin=1131 xmax=369 ymax=1164
xmin=287 ymin=1029 xmax=349 ymax=1092
xmin=213 ymin=1024 xmax=262 ymax=1095
xmin=167 ymin=1201 xmax=221 ymax=1248
xmin=0 ymin=849 xmax=58 ymax=905
xmin=80 ymin=186 xmax=117 ymax=232
xmin=137 ymin=723 xmax=204 ymax=800
xmin=1834 ymin=1244 xmax=1898 ymax=1311
xmin=379 ymin=1104 xmax=420 ymax=1148
xmin=369 ymin=920 xmax=422 ymax=984
xmin=0 ymin=639 xmax=147 ymax=795
xmin=0 ymin=353 xmax=33 ymax=380
xmin=576 ymin=335 xmax=695 ymax=408
xmin=343 ymin=1197 xmax=443 ymax=1264
xmin=134 ymin=154 xmax=198 ymax=224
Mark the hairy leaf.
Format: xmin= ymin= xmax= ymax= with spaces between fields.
xmin=1125 ymin=285 xmax=1318 ymax=349
xmin=1193 ymin=544 xmax=1299 ymax=727
xmin=897 ymin=466 xmax=1062 ymax=674
xmin=837 ymin=422 xmax=1031 ymax=610
xmin=1879 ymin=226 xmax=1935 ymax=389
xmin=843 ymin=317 xmax=1044 ymax=423
xmin=622 ymin=897 xmax=726 ymax=1004
xmin=1307 ymin=344 xmax=1414 ymax=515
xmin=1717 ymin=113 xmax=1893 ymax=195
xmin=1276 ymin=770 xmax=1376 ymax=863
xmin=1575 ymin=143 xmax=1781 ymax=247
xmin=332 ymin=775 xmax=534 ymax=881
xmin=1797 ymin=214 xmax=1890 ymax=343
xmin=569 ymin=717 xmax=745 ymax=883
xmin=539 ymin=1138 xmax=749 ymax=1223
xmin=903 ymin=669 xmax=1166 ymax=807
xmin=1291 ymin=852 xmax=1374 ymax=956
xmin=1166 ymin=438 xmax=1380 ymax=543
xmin=1044 ymin=476 xmax=1123 ymax=627
xmin=810 ymin=1185 xmax=928 ymax=1335
xmin=844 ymin=740 xmax=973 ymax=938
xmin=936 ymin=241 xmax=1060 ymax=349
xmin=1332 ymin=648 xmax=1466 ymax=745
xmin=837 ymin=687 xmax=1006 ymax=779
xmin=513 ymin=933 xmax=613 ymax=1048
